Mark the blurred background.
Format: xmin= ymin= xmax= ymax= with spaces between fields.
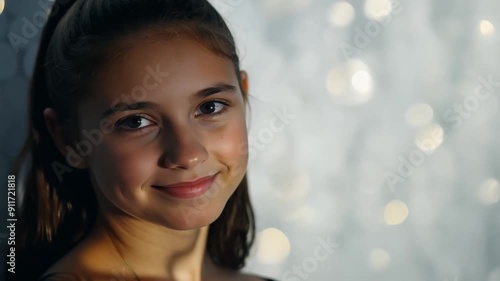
xmin=1 ymin=0 xmax=500 ymax=280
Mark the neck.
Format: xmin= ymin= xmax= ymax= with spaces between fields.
xmin=89 ymin=212 xmax=215 ymax=281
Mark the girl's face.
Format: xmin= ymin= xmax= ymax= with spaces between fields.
xmin=75 ymin=35 xmax=248 ymax=230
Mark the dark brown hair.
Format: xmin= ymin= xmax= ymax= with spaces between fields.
xmin=9 ymin=0 xmax=254 ymax=280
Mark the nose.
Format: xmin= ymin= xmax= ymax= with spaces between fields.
xmin=161 ymin=123 xmax=208 ymax=170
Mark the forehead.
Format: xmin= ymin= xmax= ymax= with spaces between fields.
xmin=89 ymin=35 xmax=237 ymax=105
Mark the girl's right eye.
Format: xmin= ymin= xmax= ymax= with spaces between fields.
xmin=116 ymin=115 xmax=155 ymax=131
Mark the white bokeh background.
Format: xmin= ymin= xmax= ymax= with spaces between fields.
xmin=1 ymin=0 xmax=500 ymax=280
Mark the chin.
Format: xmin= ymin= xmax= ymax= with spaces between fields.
xmin=155 ymin=201 xmax=227 ymax=231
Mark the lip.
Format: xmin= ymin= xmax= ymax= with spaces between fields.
xmin=153 ymin=173 xmax=218 ymax=199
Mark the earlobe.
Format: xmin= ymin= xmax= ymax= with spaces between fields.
xmin=43 ymin=108 xmax=88 ymax=169
xmin=240 ymin=70 xmax=249 ymax=97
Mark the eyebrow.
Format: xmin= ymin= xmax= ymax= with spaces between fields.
xmin=100 ymin=82 xmax=237 ymax=118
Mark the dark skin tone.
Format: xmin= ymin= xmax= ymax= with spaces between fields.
xmin=43 ymin=35 xmax=264 ymax=281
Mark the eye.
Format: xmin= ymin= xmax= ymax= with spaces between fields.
xmin=116 ymin=115 xmax=154 ymax=130
xmin=195 ymin=100 xmax=228 ymax=116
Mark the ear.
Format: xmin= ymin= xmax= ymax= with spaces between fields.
xmin=43 ymin=108 xmax=88 ymax=169
xmin=240 ymin=70 xmax=249 ymax=97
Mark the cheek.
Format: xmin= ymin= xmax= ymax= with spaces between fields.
xmin=87 ymin=141 xmax=156 ymax=201
xmin=212 ymin=117 xmax=248 ymax=176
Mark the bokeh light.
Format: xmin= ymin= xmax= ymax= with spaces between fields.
xmin=328 ymin=2 xmax=355 ymax=27
xmin=326 ymin=59 xmax=374 ymax=105
xmin=384 ymin=200 xmax=409 ymax=225
xmin=477 ymin=178 xmax=500 ymax=205
xmin=480 ymin=20 xmax=495 ymax=36
xmin=415 ymin=123 xmax=444 ymax=153
xmin=364 ymin=0 xmax=393 ymax=21
xmin=405 ymin=103 xmax=434 ymax=127
xmin=368 ymin=248 xmax=391 ymax=271
xmin=351 ymin=70 xmax=373 ymax=93
xmin=287 ymin=205 xmax=319 ymax=224
xmin=255 ymin=228 xmax=291 ymax=264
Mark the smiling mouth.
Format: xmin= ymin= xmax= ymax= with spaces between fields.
xmin=152 ymin=173 xmax=218 ymax=199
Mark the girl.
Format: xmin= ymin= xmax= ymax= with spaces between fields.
xmin=10 ymin=0 xmax=276 ymax=280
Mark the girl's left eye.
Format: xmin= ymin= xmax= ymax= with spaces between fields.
xmin=116 ymin=115 xmax=154 ymax=130
xmin=195 ymin=100 xmax=228 ymax=116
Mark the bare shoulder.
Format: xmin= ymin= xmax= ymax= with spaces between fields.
xmin=38 ymin=260 xmax=92 ymax=281
xmin=39 ymin=256 xmax=83 ymax=281
xmin=39 ymin=268 xmax=120 ymax=281
xmin=39 ymin=245 xmax=120 ymax=281
xmin=39 ymin=261 xmax=125 ymax=281
xmin=39 ymin=245 xmax=90 ymax=280
xmin=40 ymin=234 xmax=128 ymax=281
